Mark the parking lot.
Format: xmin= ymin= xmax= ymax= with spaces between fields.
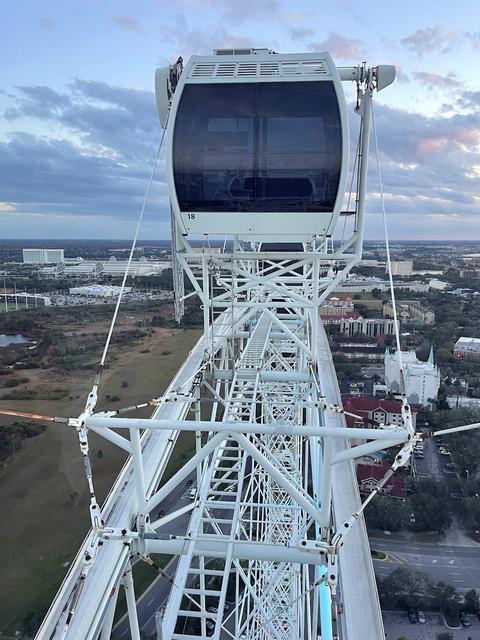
xmin=383 ymin=610 xmax=480 ymax=639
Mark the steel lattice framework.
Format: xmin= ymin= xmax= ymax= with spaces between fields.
xmin=28 ymin=50 xmax=444 ymax=640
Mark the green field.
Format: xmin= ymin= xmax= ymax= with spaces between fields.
xmin=0 ymin=324 xmax=201 ymax=633
xmin=334 ymin=292 xmax=383 ymax=311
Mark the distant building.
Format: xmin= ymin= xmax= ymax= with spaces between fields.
xmin=339 ymin=316 xmax=395 ymax=338
xmin=384 ymin=347 xmax=440 ymax=406
xmin=428 ymin=279 xmax=450 ymax=291
xmin=453 ymin=337 xmax=480 ymax=359
xmin=383 ymin=301 xmax=435 ymax=325
xmin=41 ymin=260 xmax=171 ymax=279
xmin=69 ymin=285 xmax=131 ymax=297
xmin=459 ymin=269 xmax=480 ymax=279
xmin=320 ymin=297 xmax=361 ymax=325
xmin=333 ymin=338 xmax=385 ymax=361
xmin=389 ymin=260 xmax=413 ymax=276
xmin=23 ymin=248 xmax=64 ymax=264
xmin=342 ymin=396 xmax=417 ymax=429
xmin=335 ymin=276 xmax=428 ymax=293
xmin=357 ymin=460 xmax=406 ymax=498
xmin=446 ymin=396 xmax=480 ymax=409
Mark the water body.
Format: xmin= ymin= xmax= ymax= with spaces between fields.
xmin=0 ymin=334 xmax=31 ymax=347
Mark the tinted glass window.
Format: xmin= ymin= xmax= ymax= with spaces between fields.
xmin=173 ymin=82 xmax=342 ymax=213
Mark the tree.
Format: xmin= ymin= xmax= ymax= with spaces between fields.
xmin=464 ymin=588 xmax=480 ymax=613
xmin=377 ymin=566 xmax=433 ymax=609
xmin=408 ymin=478 xmax=451 ymax=533
xmin=434 ymin=581 xmax=460 ymax=617
xmin=365 ymin=495 xmax=407 ymax=532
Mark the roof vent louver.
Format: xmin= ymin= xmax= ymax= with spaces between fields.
xmin=188 ymin=58 xmax=330 ymax=80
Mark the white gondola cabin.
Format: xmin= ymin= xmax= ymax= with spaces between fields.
xmin=156 ymin=50 xmax=350 ymax=241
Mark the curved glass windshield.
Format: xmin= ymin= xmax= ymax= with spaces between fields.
xmin=173 ymin=81 xmax=342 ymax=213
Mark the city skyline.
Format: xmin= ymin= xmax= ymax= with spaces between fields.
xmin=0 ymin=0 xmax=479 ymax=240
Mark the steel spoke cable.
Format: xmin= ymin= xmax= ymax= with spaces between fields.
xmin=94 ymin=126 xmax=168 ymax=395
xmin=372 ymin=103 xmax=406 ymax=397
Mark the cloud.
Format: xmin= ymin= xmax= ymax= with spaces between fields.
xmin=159 ymin=14 xmax=255 ymax=58
xmin=309 ymin=32 xmax=366 ymax=61
xmin=413 ymin=71 xmax=463 ymax=90
xmin=112 ymin=15 xmax=143 ymax=33
xmin=38 ymin=18 xmax=54 ymax=30
xmin=0 ymin=202 xmax=16 ymax=212
xmin=0 ymin=82 xmax=166 ymax=225
xmin=290 ymin=26 xmax=314 ymax=41
xmin=1 ymin=75 xmax=479 ymax=239
xmin=363 ymin=103 xmax=480 ymax=220
xmin=465 ymin=30 xmax=480 ymax=48
xmin=167 ymin=0 xmax=280 ymax=25
xmin=401 ymin=25 xmax=458 ymax=55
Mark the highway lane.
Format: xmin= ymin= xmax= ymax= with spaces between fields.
xmin=370 ymin=536 xmax=480 ymax=590
xmin=112 ymin=471 xmax=196 ymax=639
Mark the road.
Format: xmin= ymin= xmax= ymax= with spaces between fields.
xmin=112 ymin=471 xmax=196 ymax=639
xmin=371 ymin=536 xmax=480 ymax=591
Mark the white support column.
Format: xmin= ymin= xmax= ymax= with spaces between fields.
xmin=123 ymin=564 xmax=141 ymax=640
xmin=319 ymin=436 xmax=333 ymax=532
xmin=130 ymin=427 xmax=147 ymax=524
xmin=100 ymin=587 xmax=119 ymax=640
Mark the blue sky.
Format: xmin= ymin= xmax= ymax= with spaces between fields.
xmin=0 ymin=0 xmax=479 ymax=240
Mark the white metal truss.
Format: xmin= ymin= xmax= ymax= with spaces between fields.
xmin=26 ymin=54 xmax=427 ymax=640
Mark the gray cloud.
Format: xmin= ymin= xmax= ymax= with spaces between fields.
xmin=309 ymin=32 xmax=367 ymax=61
xmin=1 ymin=82 xmax=165 ymax=224
xmin=112 ymin=15 xmax=144 ymax=32
xmin=168 ymin=0 xmax=280 ymax=25
xmin=401 ymin=25 xmax=459 ymax=56
xmin=159 ymin=14 xmax=256 ymax=58
xmin=290 ymin=26 xmax=314 ymax=41
xmin=1 ymin=76 xmax=478 ymax=238
xmin=465 ymin=30 xmax=480 ymax=48
xmin=413 ymin=71 xmax=463 ymax=90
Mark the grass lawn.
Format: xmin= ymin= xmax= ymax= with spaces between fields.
xmin=0 ymin=325 xmax=201 ymax=633
xmin=334 ymin=292 xmax=384 ymax=310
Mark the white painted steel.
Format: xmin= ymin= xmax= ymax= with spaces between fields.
xmin=36 ymin=49 xmax=401 ymax=640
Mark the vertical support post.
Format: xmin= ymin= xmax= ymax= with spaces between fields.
xmin=311 ymin=257 xmax=320 ymax=366
xmin=319 ymin=436 xmax=333 ymax=534
xmin=123 ymin=563 xmax=141 ymax=640
xmin=170 ymin=206 xmax=185 ymax=323
xmin=202 ymin=255 xmax=211 ymax=356
xmin=319 ymin=581 xmax=333 ymax=640
xmin=100 ymin=586 xmax=119 ymax=640
xmin=354 ymin=78 xmax=373 ymax=261
xmin=130 ymin=427 xmax=147 ymax=528
xmin=155 ymin=607 xmax=165 ymax=640
xmin=194 ymin=388 xmax=202 ymax=489
xmin=3 ymin=278 xmax=8 ymax=313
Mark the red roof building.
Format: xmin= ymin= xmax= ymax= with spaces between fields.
xmin=342 ymin=396 xmax=417 ymax=429
xmin=356 ymin=461 xmax=406 ymax=498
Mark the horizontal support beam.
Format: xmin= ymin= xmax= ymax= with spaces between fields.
xmin=86 ymin=415 xmax=407 ymax=443
xmin=332 ymin=438 xmax=403 ymax=465
xmin=212 ymin=369 xmax=312 ymax=382
xmin=144 ymin=537 xmax=327 ymax=564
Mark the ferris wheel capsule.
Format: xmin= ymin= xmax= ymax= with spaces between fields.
xmin=156 ymin=49 xmax=351 ymax=241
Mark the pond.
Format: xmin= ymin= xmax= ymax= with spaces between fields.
xmin=0 ymin=334 xmax=32 ymax=347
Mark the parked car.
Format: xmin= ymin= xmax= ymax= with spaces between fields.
xmin=417 ymin=610 xmax=426 ymax=624
xmin=460 ymin=611 xmax=471 ymax=627
xmin=408 ymin=608 xmax=417 ymax=623
xmin=188 ymin=487 xmax=197 ymax=500
xmin=186 ymin=479 xmax=192 ymax=486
